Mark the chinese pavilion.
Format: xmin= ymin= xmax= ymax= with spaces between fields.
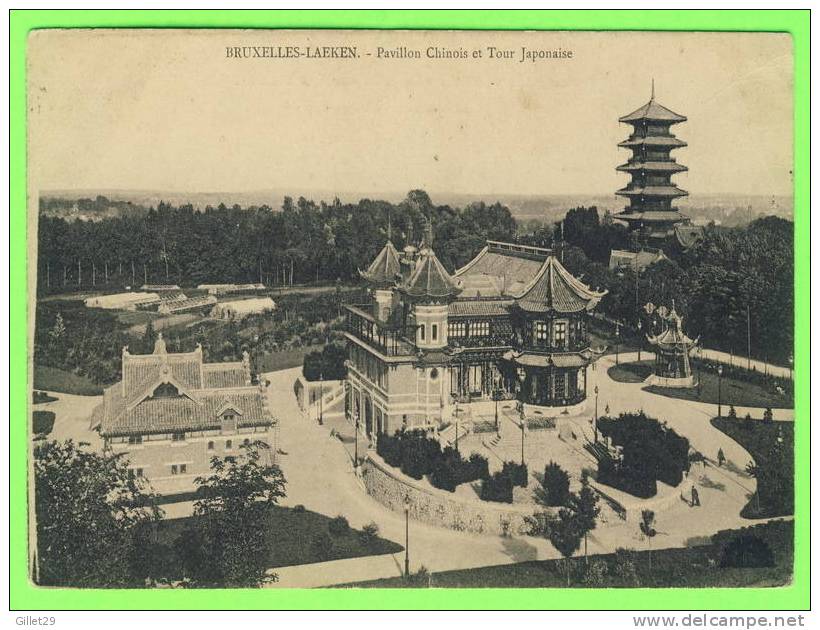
xmin=344 ymin=232 xmax=607 ymax=439
xmin=614 ymin=86 xmax=689 ymax=241
xmin=645 ymin=305 xmax=698 ymax=388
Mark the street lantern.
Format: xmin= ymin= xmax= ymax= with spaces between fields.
xmin=788 ymin=354 xmax=794 ymax=381
xmin=717 ymin=365 xmax=724 ymax=418
xmin=403 ymin=495 xmax=411 ymax=577
xmin=615 ymin=322 xmax=621 ymax=366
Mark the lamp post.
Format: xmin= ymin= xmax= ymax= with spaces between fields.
xmin=637 ymin=320 xmax=642 ymax=362
xmin=455 ymin=413 xmax=460 ymax=455
xmin=353 ymin=411 xmax=360 ymax=466
xmin=318 ymin=370 xmax=324 ymax=426
xmin=493 ymin=387 xmax=500 ymax=436
xmin=615 ymin=321 xmax=621 ymax=366
xmin=516 ymin=367 xmax=527 ymax=466
xmin=717 ymin=365 xmax=724 ymax=418
xmin=403 ymin=495 xmax=411 ymax=578
xmin=788 ymin=354 xmax=793 ymax=381
xmin=593 ymin=385 xmax=599 ymax=443
xmin=697 ymin=346 xmax=703 ymax=397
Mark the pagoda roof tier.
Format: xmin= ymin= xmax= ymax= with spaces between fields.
xmin=399 ymin=248 xmax=462 ymax=300
xmin=613 ymin=210 xmax=687 ymax=223
xmin=503 ymin=349 xmax=595 ymax=369
xmin=616 ymin=161 xmax=688 ymax=173
xmin=616 ymin=185 xmax=689 ymax=198
xmin=620 ymin=98 xmax=687 ymax=123
xmin=359 ymin=240 xmax=401 ymax=286
xmin=514 ymin=256 xmax=606 ymax=314
xmin=618 ymin=136 xmax=687 ymax=148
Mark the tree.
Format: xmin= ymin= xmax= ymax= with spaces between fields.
xmin=142 ymin=319 xmax=157 ymax=354
xmin=639 ymin=509 xmax=658 ymax=571
xmin=570 ymin=472 xmax=601 ymax=562
xmin=539 ymin=461 xmax=571 ymax=506
xmin=34 ymin=440 xmax=162 ymax=586
xmin=549 ymin=508 xmax=583 ymax=586
xmin=745 ymin=461 xmax=762 ymax=514
xmin=178 ymin=442 xmax=286 ymax=587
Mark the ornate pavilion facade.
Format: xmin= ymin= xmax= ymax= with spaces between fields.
xmin=344 ymin=232 xmax=606 ymax=439
xmin=645 ymin=304 xmax=699 ymax=388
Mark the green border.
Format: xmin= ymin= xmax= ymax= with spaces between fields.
xmin=10 ymin=9 xmax=809 ymax=611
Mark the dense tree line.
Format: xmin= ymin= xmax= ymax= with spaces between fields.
xmin=555 ymin=210 xmax=794 ymax=365
xmin=36 ymin=190 xmax=517 ymax=293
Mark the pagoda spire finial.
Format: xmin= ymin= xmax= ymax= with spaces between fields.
xmin=651 ymin=78 xmax=655 ymax=101
xmin=387 ymin=212 xmax=392 ymax=242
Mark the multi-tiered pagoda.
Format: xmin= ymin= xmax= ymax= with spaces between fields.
xmin=614 ymin=86 xmax=688 ymax=241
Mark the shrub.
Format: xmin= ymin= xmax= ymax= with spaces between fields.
xmin=379 ymin=429 xmax=488 ymax=490
xmin=328 ymin=515 xmax=350 ymax=536
xmin=406 ymin=565 xmax=431 ymax=587
xmin=502 ymin=461 xmax=528 ymax=487
xmin=541 ymin=461 xmax=571 ymax=506
xmin=480 ymin=471 xmax=513 ymax=503
xmin=596 ymin=412 xmax=689 ymax=497
xmin=32 ymin=410 xmax=56 ymax=436
xmin=292 ymin=504 xmax=306 ymax=513
xmin=466 ymin=452 xmax=490 ymax=481
xmin=763 ymin=407 xmax=774 ymax=424
xmin=359 ymin=522 xmax=380 ymax=546
xmin=719 ymin=535 xmax=775 ymax=568
xmin=727 ymin=405 xmax=737 ymax=419
xmin=612 ymin=548 xmax=640 ymax=587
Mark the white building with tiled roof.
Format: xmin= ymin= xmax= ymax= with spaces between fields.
xmin=95 ymin=333 xmax=275 ymax=494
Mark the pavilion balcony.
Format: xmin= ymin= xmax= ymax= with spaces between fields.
xmin=344 ymin=304 xmax=416 ymax=356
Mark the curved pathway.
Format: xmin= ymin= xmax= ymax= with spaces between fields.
xmin=260 ymin=356 xmax=788 ymax=587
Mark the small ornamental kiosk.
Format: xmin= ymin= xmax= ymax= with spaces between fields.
xmin=645 ymin=304 xmax=698 ymax=388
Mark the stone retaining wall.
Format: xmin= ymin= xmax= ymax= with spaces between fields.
xmin=361 ymin=453 xmax=550 ymax=536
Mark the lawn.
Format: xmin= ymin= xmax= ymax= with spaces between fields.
xmin=342 ymin=520 xmax=792 ymax=589
xmin=712 ymin=417 xmax=794 ymax=519
xmin=607 ymin=360 xmax=654 ymax=383
xmin=156 ymin=505 xmax=402 ymax=572
xmin=33 ymin=364 xmax=103 ymax=396
xmin=610 ymin=360 xmax=793 ymax=409
xmin=32 ymin=410 xmax=56 ymax=436
xmin=33 ymin=390 xmax=58 ymax=404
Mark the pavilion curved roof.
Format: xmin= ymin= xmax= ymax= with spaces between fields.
xmin=513 ymin=256 xmax=606 ymax=313
xmin=399 ymin=248 xmax=461 ymax=300
xmin=646 ymin=309 xmax=698 ymax=352
xmin=359 ymin=240 xmax=401 ymax=286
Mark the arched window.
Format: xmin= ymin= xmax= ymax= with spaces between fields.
xmin=226 ymin=439 xmax=233 ymax=450
xmin=207 ymin=441 xmax=215 ymax=450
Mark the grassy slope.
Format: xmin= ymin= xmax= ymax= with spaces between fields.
xmin=712 ymin=417 xmax=794 ymax=519
xmin=33 ymin=365 xmax=103 ymax=396
xmin=343 ymin=521 xmax=793 ymax=589
xmin=157 ymin=505 xmax=402 ymax=572
xmin=609 ymin=361 xmax=793 ymax=409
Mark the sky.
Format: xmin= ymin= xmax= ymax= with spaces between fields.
xmin=28 ymin=29 xmax=793 ymax=198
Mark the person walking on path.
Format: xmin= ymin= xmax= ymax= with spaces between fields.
xmin=691 ymin=485 xmax=701 ymax=507
xmin=717 ymin=448 xmax=726 ymax=468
